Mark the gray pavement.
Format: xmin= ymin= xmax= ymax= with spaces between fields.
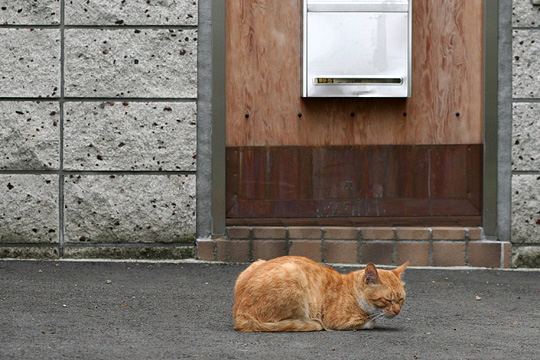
xmin=0 ymin=260 xmax=539 ymax=360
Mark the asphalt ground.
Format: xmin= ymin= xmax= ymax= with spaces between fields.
xmin=1 ymin=260 xmax=539 ymax=360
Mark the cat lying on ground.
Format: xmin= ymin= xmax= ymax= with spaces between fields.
xmin=233 ymin=256 xmax=408 ymax=332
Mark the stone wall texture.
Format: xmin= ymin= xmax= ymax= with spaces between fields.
xmin=0 ymin=0 xmax=60 ymax=25
xmin=1 ymin=1 xmax=539 ymax=267
xmin=0 ymin=0 xmax=198 ymax=259
xmin=512 ymin=0 xmax=540 ymax=267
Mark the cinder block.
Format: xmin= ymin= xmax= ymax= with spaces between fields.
xmin=467 ymin=227 xmax=483 ymax=240
xmin=227 ymin=227 xmax=251 ymax=240
xmin=65 ymin=0 xmax=197 ymax=26
xmin=252 ymin=240 xmax=287 ymax=260
xmin=512 ymin=0 xmax=540 ymax=28
xmin=252 ymin=227 xmax=286 ymax=239
xmin=432 ymin=242 xmax=466 ymax=267
xmin=64 ymin=102 xmax=196 ymax=171
xmin=360 ymin=242 xmax=393 ymax=265
xmin=0 ymin=101 xmax=60 ymax=170
xmin=360 ymin=227 xmax=395 ymax=240
xmin=512 ymin=175 xmax=540 ymax=244
xmin=325 ymin=240 xmax=357 ymax=264
xmin=64 ymin=174 xmax=195 ymax=244
xmin=396 ymin=242 xmax=429 ymax=266
xmin=502 ymin=242 xmax=512 ymax=269
xmin=323 ymin=227 xmax=358 ymax=240
xmin=65 ymin=29 xmax=197 ymax=98
xmin=512 ymin=103 xmax=540 ymax=172
xmin=0 ymin=29 xmax=60 ymax=97
xmin=432 ymin=227 xmax=466 ymax=241
xmin=513 ymin=30 xmax=540 ymax=98
xmin=289 ymin=240 xmax=322 ymax=262
xmin=0 ymin=0 xmax=60 ymax=25
xmin=0 ymin=175 xmax=58 ymax=243
xmin=468 ymin=242 xmax=501 ymax=268
xmin=396 ymin=227 xmax=430 ymax=240
xmin=197 ymin=239 xmax=215 ymax=261
xmin=288 ymin=227 xmax=321 ymax=239
xmin=216 ymin=239 xmax=250 ymax=262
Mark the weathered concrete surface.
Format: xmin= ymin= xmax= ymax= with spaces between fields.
xmin=513 ymin=246 xmax=540 ymax=268
xmin=512 ymin=174 xmax=540 ymax=244
xmin=0 ymin=247 xmax=58 ymax=259
xmin=512 ymin=103 xmax=540 ymax=171
xmin=63 ymin=245 xmax=194 ymax=260
xmin=0 ymin=29 xmax=60 ymax=97
xmin=64 ymin=101 xmax=196 ymax=171
xmin=64 ymin=29 xmax=197 ymax=98
xmin=0 ymin=0 xmax=60 ymax=25
xmin=511 ymin=1 xmax=540 ymax=268
xmin=513 ymin=30 xmax=540 ymax=98
xmin=65 ymin=0 xmax=197 ymax=25
xmin=0 ymin=261 xmax=538 ymax=360
xmin=512 ymin=0 xmax=540 ymax=28
xmin=0 ymin=175 xmax=58 ymax=243
xmin=64 ymin=174 xmax=196 ymax=244
xmin=0 ymin=101 xmax=60 ymax=170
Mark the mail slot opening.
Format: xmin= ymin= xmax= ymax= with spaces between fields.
xmin=314 ymin=77 xmax=404 ymax=85
xmin=303 ymin=0 xmax=413 ymax=98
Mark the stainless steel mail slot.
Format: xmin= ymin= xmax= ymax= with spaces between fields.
xmin=302 ymin=0 xmax=412 ymax=98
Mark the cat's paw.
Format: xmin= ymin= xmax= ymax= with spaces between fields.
xmin=361 ymin=320 xmax=375 ymax=330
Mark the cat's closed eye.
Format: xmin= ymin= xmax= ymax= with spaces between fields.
xmin=372 ymin=298 xmax=390 ymax=307
xmin=374 ymin=297 xmax=404 ymax=307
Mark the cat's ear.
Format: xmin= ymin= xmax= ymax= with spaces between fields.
xmin=364 ymin=263 xmax=379 ymax=285
xmin=393 ymin=261 xmax=409 ymax=279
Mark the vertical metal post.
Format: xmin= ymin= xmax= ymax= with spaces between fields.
xmin=211 ymin=0 xmax=226 ymax=236
xmin=496 ymin=0 xmax=513 ymax=243
xmin=483 ymin=0 xmax=499 ymax=238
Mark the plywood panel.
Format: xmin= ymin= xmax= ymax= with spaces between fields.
xmin=227 ymin=217 xmax=482 ymax=227
xmin=226 ymin=0 xmax=484 ymax=146
xmin=226 ymin=145 xmax=483 ymax=223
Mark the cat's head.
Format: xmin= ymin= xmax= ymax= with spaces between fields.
xmin=359 ymin=262 xmax=408 ymax=319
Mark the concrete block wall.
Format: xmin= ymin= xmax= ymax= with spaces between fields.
xmin=512 ymin=0 xmax=540 ymax=267
xmin=0 ymin=0 xmax=198 ymax=259
xmin=199 ymin=226 xmax=512 ymax=268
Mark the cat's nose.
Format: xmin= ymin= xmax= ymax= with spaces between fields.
xmin=384 ymin=311 xmax=396 ymax=318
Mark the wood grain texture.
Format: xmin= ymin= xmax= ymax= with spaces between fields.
xmin=226 ymin=145 xmax=482 ymax=225
xmin=226 ymin=0 xmax=484 ymax=146
xmin=226 ymin=217 xmax=482 ymax=227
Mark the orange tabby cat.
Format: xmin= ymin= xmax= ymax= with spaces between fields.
xmin=233 ymin=256 xmax=408 ymax=332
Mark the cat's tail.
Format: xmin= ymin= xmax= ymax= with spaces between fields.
xmin=234 ymin=315 xmax=324 ymax=332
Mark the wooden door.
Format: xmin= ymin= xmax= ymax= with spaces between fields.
xmin=225 ymin=0 xmax=484 ymax=226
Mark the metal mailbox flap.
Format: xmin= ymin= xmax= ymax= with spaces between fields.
xmin=307 ymin=0 xmax=409 ymax=12
xmin=303 ymin=0 xmax=412 ymax=98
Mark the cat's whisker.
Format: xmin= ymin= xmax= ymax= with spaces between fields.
xmin=368 ymin=312 xmax=385 ymax=321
